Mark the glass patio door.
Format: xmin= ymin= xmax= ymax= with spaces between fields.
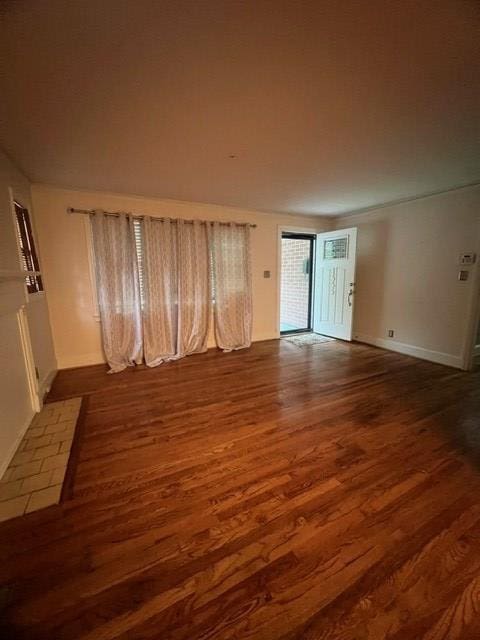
xmin=280 ymin=233 xmax=314 ymax=334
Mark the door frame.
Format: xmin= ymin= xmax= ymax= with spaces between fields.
xmin=17 ymin=305 xmax=41 ymax=413
xmin=276 ymin=225 xmax=328 ymax=337
xmin=280 ymin=232 xmax=315 ymax=334
xmin=461 ymin=216 xmax=480 ymax=370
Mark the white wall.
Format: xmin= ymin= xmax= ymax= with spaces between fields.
xmin=29 ymin=181 xmax=479 ymax=375
xmin=335 ymin=186 xmax=480 ymax=368
xmin=31 ymin=184 xmax=330 ymax=369
xmin=0 ymin=150 xmax=57 ymax=476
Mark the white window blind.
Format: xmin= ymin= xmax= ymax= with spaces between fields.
xmin=133 ymin=219 xmax=145 ymax=308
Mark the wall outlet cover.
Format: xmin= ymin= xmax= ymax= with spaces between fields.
xmin=459 ymin=253 xmax=476 ymax=265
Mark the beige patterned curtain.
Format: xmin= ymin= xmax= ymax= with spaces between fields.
xmin=141 ymin=217 xmax=210 ymax=366
xmin=176 ymin=219 xmax=211 ymax=357
xmin=210 ymin=222 xmax=252 ymax=351
xmin=91 ymin=211 xmax=143 ymax=373
xmin=141 ymin=217 xmax=177 ymax=366
xmin=92 ymin=214 xmax=251 ymax=371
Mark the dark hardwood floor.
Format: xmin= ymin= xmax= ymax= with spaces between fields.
xmin=1 ymin=339 xmax=480 ymax=639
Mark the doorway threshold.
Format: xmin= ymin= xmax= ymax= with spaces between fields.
xmin=280 ymin=329 xmax=313 ymax=336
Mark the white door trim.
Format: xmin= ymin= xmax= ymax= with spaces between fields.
xmin=17 ymin=305 xmax=41 ymax=412
xmin=461 ymin=216 xmax=480 ymax=370
xmin=276 ymin=224 xmax=326 ymax=337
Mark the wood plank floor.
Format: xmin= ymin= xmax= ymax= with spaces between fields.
xmin=1 ymin=339 xmax=480 ymax=639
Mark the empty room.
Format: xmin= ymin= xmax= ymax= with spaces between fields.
xmin=1 ymin=1 xmax=480 ymax=638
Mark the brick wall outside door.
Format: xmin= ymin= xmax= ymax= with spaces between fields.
xmin=280 ymin=237 xmax=311 ymax=330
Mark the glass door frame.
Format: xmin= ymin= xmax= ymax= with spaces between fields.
xmin=280 ymin=232 xmax=315 ymax=335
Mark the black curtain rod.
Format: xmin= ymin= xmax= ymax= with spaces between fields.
xmin=67 ymin=207 xmax=257 ymax=228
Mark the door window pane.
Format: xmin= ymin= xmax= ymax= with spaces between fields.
xmin=324 ymin=237 xmax=347 ymax=260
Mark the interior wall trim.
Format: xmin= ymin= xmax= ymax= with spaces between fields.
xmin=333 ymin=181 xmax=480 ymax=220
xmin=57 ymin=353 xmax=106 ymax=370
xmin=39 ymin=368 xmax=58 ymax=402
xmin=354 ymin=333 xmax=463 ymax=370
xmin=56 ymin=334 xmax=282 ymax=370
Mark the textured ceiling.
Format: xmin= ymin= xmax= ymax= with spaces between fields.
xmin=1 ymin=0 xmax=479 ymax=216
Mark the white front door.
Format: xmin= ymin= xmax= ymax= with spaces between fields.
xmin=313 ymin=227 xmax=357 ymax=340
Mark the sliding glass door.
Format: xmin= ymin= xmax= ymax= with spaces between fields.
xmin=280 ymin=233 xmax=314 ymax=334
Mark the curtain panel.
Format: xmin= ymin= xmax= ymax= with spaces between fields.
xmin=141 ymin=216 xmax=178 ymax=366
xmin=91 ymin=213 xmax=252 ymax=371
xmin=175 ymin=219 xmax=211 ymax=358
xmin=141 ymin=217 xmax=211 ymax=366
xmin=91 ymin=211 xmax=143 ymax=373
xmin=209 ymin=222 xmax=252 ymax=351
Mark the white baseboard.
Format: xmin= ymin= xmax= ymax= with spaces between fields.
xmin=57 ymin=353 xmax=105 ymax=370
xmin=57 ymin=335 xmax=282 ymax=370
xmin=0 ymin=411 xmax=34 ymax=480
xmin=354 ymin=333 xmax=463 ymax=369
xmin=39 ymin=368 xmax=58 ymax=401
xmin=253 ymin=332 xmax=280 ymax=342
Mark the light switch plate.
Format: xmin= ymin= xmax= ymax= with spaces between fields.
xmin=459 ymin=253 xmax=476 ymax=265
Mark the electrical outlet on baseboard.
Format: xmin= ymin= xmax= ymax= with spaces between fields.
xmin=387 ymin=329 xmax=394 ymax=338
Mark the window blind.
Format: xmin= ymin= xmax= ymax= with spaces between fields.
xmin=14 ymin=202 xmax=44 ymax=294
xmin=133 ymin=218 xmax=145 ymax=307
